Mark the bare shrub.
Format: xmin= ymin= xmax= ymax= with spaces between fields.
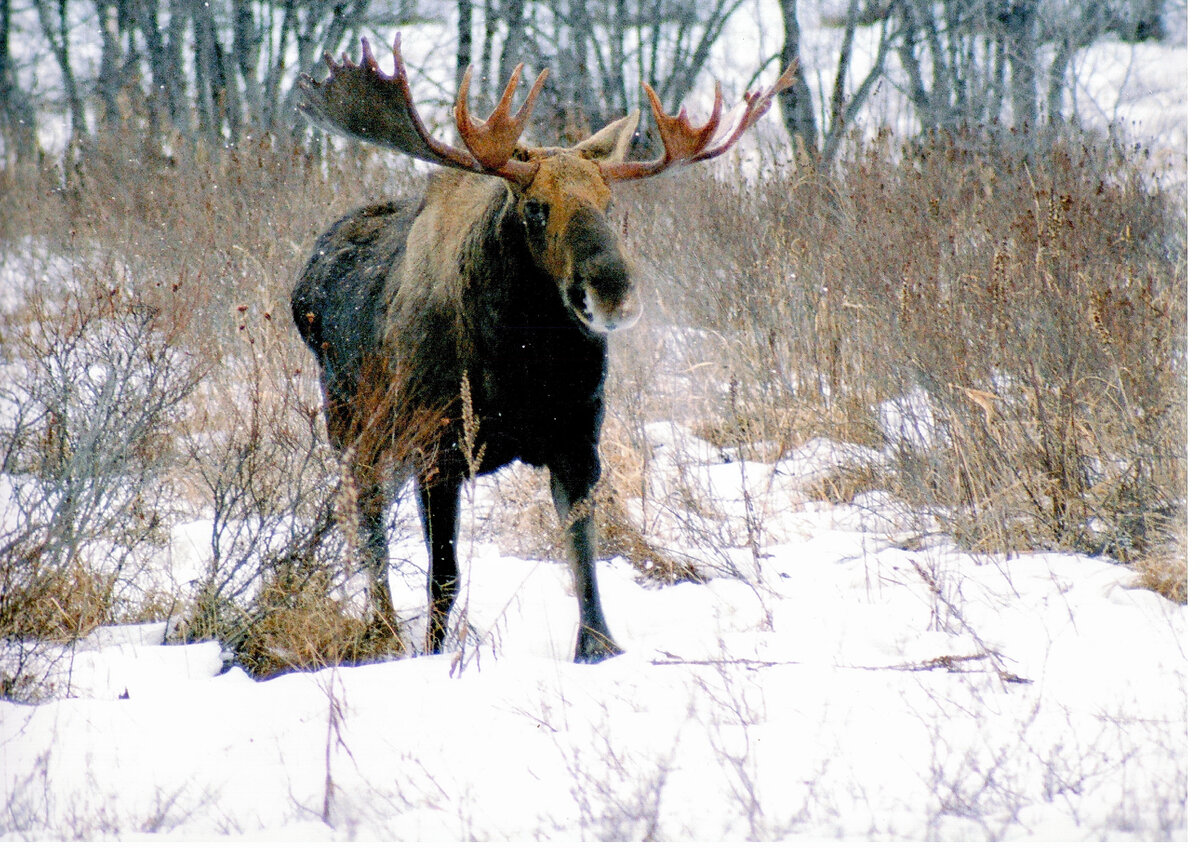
xmin=0 ymin=256 xmax=205 ymax=699
xmin=619 ymin=127 xmax=1185 ymax=594
xmin=176 ymin=304 xmax=439 ymax=673
xmin=841 ymin=129 xmax=1185 ymax=568
xmin=0 ymin=273 xmax=201 ymax=639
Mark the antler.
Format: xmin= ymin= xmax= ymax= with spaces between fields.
xmin=455 ymin=64 xmax=548 ymax=171
xmin=600 ymin=60 xmax=800 ymax=182
xmin=298 ymin=34 xmax=543 ymax=183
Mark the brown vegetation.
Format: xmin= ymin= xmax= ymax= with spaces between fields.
xmin=622 ymin=126 xmax=1184 ymax=592
xmin=0 ymin=121 xmax=1184 ymax=690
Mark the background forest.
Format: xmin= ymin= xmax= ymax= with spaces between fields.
xmin=0 ymin=0 xmax=1185 ymax=162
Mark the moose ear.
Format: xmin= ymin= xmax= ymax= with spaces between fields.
xmin=572 ymin=112 xmax=640 ymax=163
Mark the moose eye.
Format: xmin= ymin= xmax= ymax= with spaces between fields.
xmin=523 ymin=200 xmax=549 ymax=232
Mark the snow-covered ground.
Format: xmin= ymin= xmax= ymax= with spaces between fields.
xmin=0 ymin=420 xmax=1186 ymax=839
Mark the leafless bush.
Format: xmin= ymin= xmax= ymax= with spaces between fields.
xmin=0 ymin=269 xmax=202 ymax=682
xmin=174 ymin=282 xmax=448 ymax=673
xmin=177 ymin=319 xmax=355 ymax=670
xmin=620 ymin=126 xmax=1185 ymax=596
xmin=555 ymin=706 xmax=681 ymax=840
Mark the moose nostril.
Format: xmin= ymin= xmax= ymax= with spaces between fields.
xmin=568 ymin=284 xmax=590 ymax=317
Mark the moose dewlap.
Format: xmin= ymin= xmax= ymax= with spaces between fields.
xmin=291 ymin=34 xmax=795 ymax=663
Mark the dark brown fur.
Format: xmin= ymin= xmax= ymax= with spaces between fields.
xmin=294 ymin=147 xmax=638 ymax=662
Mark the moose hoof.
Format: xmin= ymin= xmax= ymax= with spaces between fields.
xmin=574 ymin=627 xmax=623 ymax=664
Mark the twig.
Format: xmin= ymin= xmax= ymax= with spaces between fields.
xmin=836 ymin=653 xmax=1028 ymax=677
xmin=649 ymin=651 xmax=803 ymax=669
xmin=911 ymin=560 xmax=1033 ymax=689
xmin=649 ymin=650 xmax=1031 ymax=683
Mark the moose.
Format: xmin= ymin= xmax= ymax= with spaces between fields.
xmin=292 ymin=35 xmax=796 ymax=662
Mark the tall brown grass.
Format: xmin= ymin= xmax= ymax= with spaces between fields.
xmin=0 ymin=120 xmax=1184 ymax=696
xmin=620 ymin=126 xmax=1185 ymax=598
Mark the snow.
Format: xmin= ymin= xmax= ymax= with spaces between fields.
xmin=1 ymin=428 xmax=1185 ymax=839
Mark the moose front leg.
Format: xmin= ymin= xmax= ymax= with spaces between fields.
xmin=550 ymin=466 xmax=622 ymax=663
xmin=418 ymin=475 xmax=462 ymax=654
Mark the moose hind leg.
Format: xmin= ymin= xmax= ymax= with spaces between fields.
xmin=357 ymin=473 xmax=401 ymax=644
xmin=418 ymin=476 xmax=462 ymax=654
xmin=550 ymin=468 xmax=622 ymax=663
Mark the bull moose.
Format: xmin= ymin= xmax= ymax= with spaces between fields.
xmin=291 ymin=35 xmax=796 ymax=662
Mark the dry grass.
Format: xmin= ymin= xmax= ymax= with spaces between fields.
xmin=0 ymin=558 xmax=115 ymax=643
xmin=1128 ymin=520 xmax=1186 ymax=604
xmin=0 ymin=120 xmax=1184 ymax=697
xmin=619 ymin=126 xmax=1185 ymax=595
xmin=803 ymin=463 xmax=887 ymax=505
xmin=1131 ymin=555 xmax=1187 ymax=604
xmin=238 ymin=571 xmax=402 ymax=680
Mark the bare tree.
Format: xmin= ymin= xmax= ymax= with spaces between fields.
xmin=891 ymin=0 xmax=1130 ymax=134
xmin=778 ymin=0 xmax=893 ymax=169
xmin=17 ymin=0 xmax=399 ymax=149
xmin=462 ymin=1 xmax=742 ymax=145
xmin=0 ymin=0 xmax=38 ymax=162
xmin=0 ymin=0 xmax=1180 ymax=166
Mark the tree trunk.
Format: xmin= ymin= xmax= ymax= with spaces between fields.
xmin=481 ymin=0 xmax=497 ymax=104
xmin=777 ymin=0 xmax=818 ymax=164
xmin=166 ymin=0 xmax=191 ymax=137
xmin=94 ymin=0 xmax=123 ymax=126
xmin=0 ymin=0 xmax=38 ymax=161
xmin=1002 ymin=1 xmax=1038 ymax=130
xmin=456 ymin=0 xmax=472 ymax=92
xmin=606 ymin=0 xmax=627 ymax=114
xmin=821 ymin=4 xmax=891 ymax=164
xmin=498 ymin=0 xmax=524 ymax=101
xmin=35 ymin=0 xmax=89 ymax=145
xmin=567 ymin=0 xmax=598 ymax=128
xmin=233 ymin=0 xmax=264 ymax=130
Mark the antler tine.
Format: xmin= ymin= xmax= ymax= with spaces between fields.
xmin=601 ymin=59 xmax=799 ymax=182
xmin=641 ymin=80 xmax=724 ymax=167
xmin=360 ymin=36 xmax=381 ymax=73
xmin=513 ymin=67 xmax=550 ymax=126
xmin=691 ymin=59 xmax=800 ymax=164
xmin=455 ymin=63 xmax=548 ymax=173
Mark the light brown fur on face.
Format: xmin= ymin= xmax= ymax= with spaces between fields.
xmin=391 ymin=109 xmax=638 ymax=311
xmin=520 ymin=153 xmax=613 ymax=279
xmin=391 ymin=146 xmax=638 ymax=339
